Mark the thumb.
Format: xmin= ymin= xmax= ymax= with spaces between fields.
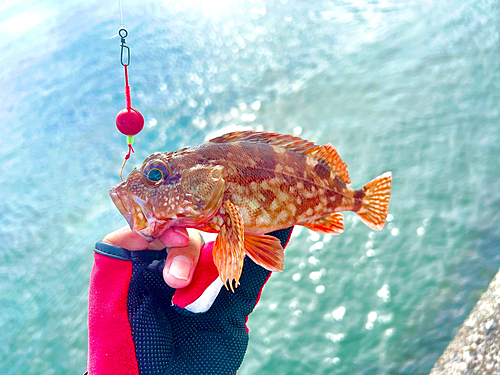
xmin=162 ymin=229 xmax=202 ymax=289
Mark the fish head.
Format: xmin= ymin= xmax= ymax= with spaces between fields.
xmin=110 ymin=152 xmax=226 ymax=241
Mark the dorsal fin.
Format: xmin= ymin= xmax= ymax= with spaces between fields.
xmin=209 ymin=131 xmax=351 ymax=184
xmin=209 ymin=131 xmax=318 ymax=154
xmin=304 ymin=143 xmax=351 ymax=184
xmin=153 ymin=147 xmax=192 ymax=163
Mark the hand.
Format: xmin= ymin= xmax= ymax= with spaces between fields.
xmin=102 ymin=225 xmax=203 ymax=289
xmin=89 ymin=226 xmax=293 ymax=375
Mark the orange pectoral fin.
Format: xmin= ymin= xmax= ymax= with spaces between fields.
xmin=212 ymin=201 xmax=245 ymax=292
xmin=244 ymin=234 xmax=284 ymax=272
xmin=302 ymin=212 xmax=344 ymax=235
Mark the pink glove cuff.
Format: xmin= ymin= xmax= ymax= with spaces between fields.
xmin=88 ymin=252 xmax=139 ymax=375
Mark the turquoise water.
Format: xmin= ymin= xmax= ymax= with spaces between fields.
xmin=1 ymin=0 xmax=499 ymax=373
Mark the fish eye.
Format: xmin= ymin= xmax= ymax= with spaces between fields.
xmin=142 ymin=160 xmax=170 ymax=186
xmin=147 ymin=168 xmax=163 ymax=182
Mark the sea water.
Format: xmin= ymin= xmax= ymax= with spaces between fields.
xmin=1 ymin=0 xmax=499 ymax=373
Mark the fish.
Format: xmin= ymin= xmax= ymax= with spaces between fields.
xmin=110 ymin=131 xmax=392 ymax=290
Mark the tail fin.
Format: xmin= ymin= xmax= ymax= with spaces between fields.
xmin=356 ymin=172 xmax=392 ymax=231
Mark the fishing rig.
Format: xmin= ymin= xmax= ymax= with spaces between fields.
xmin=114 ymin=24 xmax=144 ymax=181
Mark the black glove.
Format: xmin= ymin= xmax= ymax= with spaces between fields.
xmin=87 ymin=227 xmax=293 ymax=375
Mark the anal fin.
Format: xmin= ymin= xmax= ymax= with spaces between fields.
xmin=212 ymin=202 xmax=245 ymax=292
xmin=244 ymin=234 xmax=284 ymax=272
xmin=302 ymin=212 xmax=344 ymax=235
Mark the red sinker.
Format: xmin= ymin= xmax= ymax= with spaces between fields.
xmin=115 ymin=108 xmax=144 ymax=136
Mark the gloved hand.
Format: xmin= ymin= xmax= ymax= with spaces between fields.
xmin=87 ymin=226 xmax=293 ymax=375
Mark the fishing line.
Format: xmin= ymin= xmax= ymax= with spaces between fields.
xmin=113 ymin=0 xmax=144 ymax=181
xmin=119 ymin=0 xmax=124 ymax=27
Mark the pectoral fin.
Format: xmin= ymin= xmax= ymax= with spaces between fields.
xmin=244 ymin=234 xmax=284 ymax=272
xmin=212 ymin=201 xmax=245 ymax=292
xmin=302 ymin=212 xmax=344 ymax=235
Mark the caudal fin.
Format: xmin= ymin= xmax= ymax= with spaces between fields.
xmin=356 ymin=172 xmax=392 ymax=231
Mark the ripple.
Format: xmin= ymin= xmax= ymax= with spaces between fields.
xmin=325 ymin=333 xmax=345 ymax=342
xmin=310 ymin=271 xmax=321 ymax=280
xmin=251 ymin=101 xmax=261 ymax=110
xmin=309 ymin=242 xmax=324 ymax=252
xmin=308 ymin=256 xmax=320 ymax=266
xmin=323 ymin=357 xmax=341 ymax=365
xmin=315 ymin=285 xmax=325 ymax=294
xmin=377 ymin=284 xmax=391 ymax=302
xmin=308 ymin=231 xmax=321 ymax=242
xmin=333 ymin=306 xmax=346 ymax=321
xmin=147 ymin=118 xmax=158 ymax=128
xmin=385 ymin=328 xmax=395 ymax=337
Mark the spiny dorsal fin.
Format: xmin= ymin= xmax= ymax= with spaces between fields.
xmin=153 ymin=147 xmax=192 ymax=163
xmin=209 ymin=131 xmax=318 ymax=154
xmin=210 ymin=131 xmax=350 ymax=184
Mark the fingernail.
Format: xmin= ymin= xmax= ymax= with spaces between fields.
xmin=172 ymin=227 xmax=189 ymax=239
xmin=168 ymin=255 xmax=191 ymax=281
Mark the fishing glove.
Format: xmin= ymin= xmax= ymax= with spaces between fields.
xmin=87 ymin=227 xmax=293 ymax=375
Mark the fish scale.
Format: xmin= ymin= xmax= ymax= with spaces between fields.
xmin=110 ymin=131 xmax=392 ymax=289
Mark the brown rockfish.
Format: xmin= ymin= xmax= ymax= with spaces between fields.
xmin=110 ymin=131 xmax=392 ymax=290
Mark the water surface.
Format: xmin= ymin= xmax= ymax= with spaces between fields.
xmin=1 ymin=0 xmax=499 ymax=373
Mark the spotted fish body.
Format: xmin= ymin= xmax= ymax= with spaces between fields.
xmin=110 ymin=131 xmax=392 ymax=290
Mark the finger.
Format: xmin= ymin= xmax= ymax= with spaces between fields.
xmin=158 ymin=227 xmax=190 ymax=248
xmin=147 ymin=238 xmax=168 ymax=251
xmin=102 ymin=225 xmax=150 ymax=250
xmin=163 ymin=229 xmax=203 ymax=289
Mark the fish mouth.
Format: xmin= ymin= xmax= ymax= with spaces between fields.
xmin=109 ymin=185 xmax=172 ymax=241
